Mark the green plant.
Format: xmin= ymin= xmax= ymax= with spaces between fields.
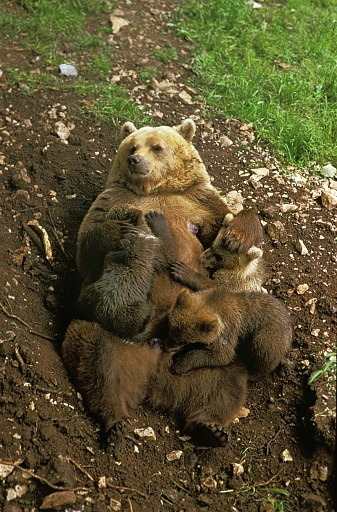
xmin=139 ymin=67 xmax=157 ymax=82
xmin=153 ymin=45 xmax=177 ymax=63
xmin=308 ymin=351 xmax=336 ymax=392
xmin=174 ymin=0 xmax=337 ymax=167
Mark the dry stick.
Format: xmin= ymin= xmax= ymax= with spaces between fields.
xmin=106 ymin=482 xmax=147 ymax=498
xmin=14 ymin=343 xmax=26 ymax=374
xmin=128 ymin=497 xmax=134 ymax=512
xmin=266 ymin=427 xmax=282 ymax=455
xmin=47 ymin=207 xmax=70 ymax=260
xmin=0 ymin=300 xmax=54 ymax=342
xmin=0 ymin=460 xmax=92 ymax=492
xmin=65 ymin=456 xmax=95 ymax=483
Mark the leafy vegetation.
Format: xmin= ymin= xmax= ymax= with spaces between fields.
xmin=174 ymin=0 xmax=337 ymax=166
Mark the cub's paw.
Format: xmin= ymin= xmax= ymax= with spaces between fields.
xmin=170 ymin=260 xmax=192 ymax=285
xmin=145 ymin=211 xmax=168 ymax=236
xmin=171 ymin=347 xmax=206 ymax=375
xmin=186 ymin=422 xmax=230 ymax=448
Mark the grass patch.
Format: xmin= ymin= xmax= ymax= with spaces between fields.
xmin=0 ymin=0 xmax=148 ymax=126
xmin=174 ymin=0 xmax=337 ymax=166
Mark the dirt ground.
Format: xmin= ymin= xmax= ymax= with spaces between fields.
xmin=0 ymin=1 xmax=336 ymax=511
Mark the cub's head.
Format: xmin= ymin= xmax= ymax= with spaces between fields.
xmin=165 ymin=288 xmax=223 ymax=351
xmin=200 ymin=212 xmax=264 ymax=273
xmin=106 ymin=120 xmax=210 ymax=194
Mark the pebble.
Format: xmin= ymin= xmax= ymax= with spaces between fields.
xmin=296 ymin=283 xmax=309 ymax=294
xmin=166 ymin=450 xmax=183 ymax=462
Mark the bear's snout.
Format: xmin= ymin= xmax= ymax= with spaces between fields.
xmin=127 ymin=155 xmax=150 ymax=175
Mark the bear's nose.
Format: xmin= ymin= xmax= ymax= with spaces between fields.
xmin=127 ymin=155 xmax=142 ymax=166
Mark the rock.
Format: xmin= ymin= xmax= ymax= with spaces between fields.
xmin=110 ymin=498 xmax=121 ymax=511
xmin=59 ymin=64 xmax=78 ymax=77
xmin=280 ymin=203 xmax=298 ymax=213
xmin=280 ymin=449 xmax=293 ymax=462
xmin=321 ymin=163 xmax=336 ymax=178
xmin=54 ymin=122 xmax=71 ymax=143
xmin=297 ymin=283 xmax=309 ymax=294
xmin=295 ymin=239 xmax=309 ymax=255
xmin=265 ymin=220 xmax=288 ymax=243
xmin=179 ymin=90 xmax=193 ymax=104
xmin=232 ymin=463 xmax=244 ymax=476
xmin=110 ymin=15 xmax=129 ymax=34
xmin=166 ymin=450 xmax=183 ymax=462
xmin=200 ymin=475 xmax=217 ymax=489
xmin=219 ymin=135 xmax=233 ymax=147
xmin=40 ymin=491 xmax=76 ymax=510
xmin=134 ymin=426 xmax=156 ymax=440
xmin=0 ymin=464 xmax=15 ymax=480
xmin=321 ymin=189 xmax=337 ymax=210
xmin=250 ymin=167 xmax=269 ymax=177
xmin=10 ymin=162 xmax=31 ymax=189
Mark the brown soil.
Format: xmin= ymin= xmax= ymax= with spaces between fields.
xmin=0 ymin=1 xmax=335 ymax=511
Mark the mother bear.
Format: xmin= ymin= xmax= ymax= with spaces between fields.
xmin=62 ymin=119 xmax=256 ymax=446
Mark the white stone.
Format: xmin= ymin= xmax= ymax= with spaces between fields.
xmin=166 ymin=450 xmax=183 ymax=462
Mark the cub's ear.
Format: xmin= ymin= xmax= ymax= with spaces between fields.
xmin=223 ymin=213 xmax=234 ymax=227
xmin=174 ymin=288 xmax=192 ymax=309
xmin=247 ymin=246 xmax=263 ymax=260
xmin=121 ymin=122 xmax=137 ymax=140
xmin=175 ymin=119 xmax=196 ymax=142
xmin=198 ymin=318 xmax=219 ymax=336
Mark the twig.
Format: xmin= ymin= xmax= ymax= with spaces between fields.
xmin=65 ymin=456 xmax=95 ymax=483
xmin=0 ymin=300 xmax=54 ymax=342
xmin=34 ymin=385 xmax=72 ymax=396
xmin=128 ymin=497 xmax=134 ymax=512
xmin=14 ymin=344 xmax=26 ymax=374
xmin=266 ymin=428 xmax=282 ymax=455
xmin=47 ymin=207 xmax=70 ymax=260
xmin=0 ymin=460 xmax=92 ymax=492
xmin=106 ymin=482 xmax=147 ymax=498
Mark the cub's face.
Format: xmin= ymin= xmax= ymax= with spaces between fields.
xmin=200 ymin=225 xmax=239 ymax=271
xmin=165 ymin=289 xmax=222 ymax=351
xmin=107 ymin=120 xmax=209 ymax=193
xmin=200 ymin=225 xmax=263 ymax=273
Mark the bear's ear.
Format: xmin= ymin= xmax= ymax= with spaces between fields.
xmin=121 ymin=122 xmax=137 ymax=140
xmin=174 ymin=288 xmax=192 ymax=309
xmin=175 ymin=119 xmax=196 ymax=142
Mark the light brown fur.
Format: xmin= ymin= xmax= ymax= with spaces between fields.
xmin=63 ymin=120 xmax=254 ymax=446
xmin=164 ymin=288 xmax=293 ymax=381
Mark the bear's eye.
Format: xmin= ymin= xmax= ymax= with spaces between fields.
xmin=152 ymin=145 xmax=163 ymax=153
xmin=129 ymin=146 xmax=137 ymax=155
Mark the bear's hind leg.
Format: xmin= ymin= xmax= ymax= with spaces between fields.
xmin=150 ymin=355 xmax=248 ymax=447
xmin=62 ymin=320 xmax=160 ymax=444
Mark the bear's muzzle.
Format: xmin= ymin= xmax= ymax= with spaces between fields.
xmin=127 ymin=155 xmax=151 ymax=176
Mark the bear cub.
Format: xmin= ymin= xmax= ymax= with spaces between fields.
xmin=172 ymin=209 xmax=266 ymax=293
xmin=76 ymin=208 xmax=176 ymax=337
xmin=164 ymin=287 xmax=293 ymax=381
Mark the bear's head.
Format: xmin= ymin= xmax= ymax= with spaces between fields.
xmin=165 ymin=288 xmax=224 ymax=351
xmin=106 ymin=119 xmax=211 ymax=194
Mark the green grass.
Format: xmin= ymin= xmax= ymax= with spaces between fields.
xmin=174 ymin=0 xmax=337 ymax=167
xmin=0 ymin=0 xmax=148 ymax=125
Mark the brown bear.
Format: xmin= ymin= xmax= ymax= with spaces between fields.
xmin=63 ymin=119 xmax=254 ymax=446
xmin=75 ymin=208 xmax=176 ymax=337
xmin=62 ymin=319 xmax=248 ymax=447
xmin=171 ymin=209 xmax=265 ymax=293
xmin=162 ymin=287 xmax=293 ymax=381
